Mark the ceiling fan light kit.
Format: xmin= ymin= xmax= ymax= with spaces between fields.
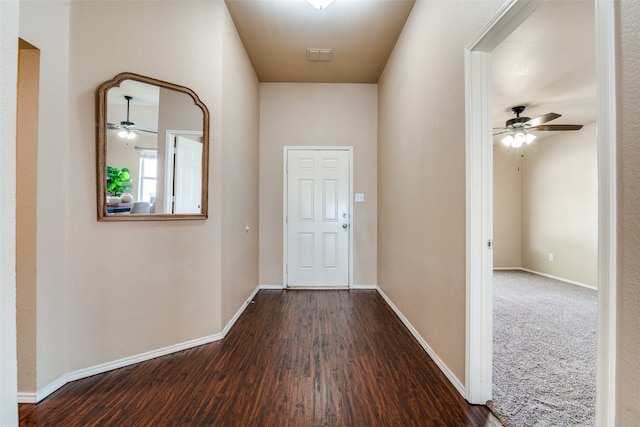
xmin=306 ymin=0 xmax=336 ymax=10
xmin=118 ymin=95 xmax=137 ymax=140
xmin=108 ymin=95 xmax=157 ymax=141
xmin=495 ymin=105 xmax=584 ymax=148
xmin=501 ymin=130 xmax=535 ymax=148
xmin=118 ymin=129 xmax=136 ymax=140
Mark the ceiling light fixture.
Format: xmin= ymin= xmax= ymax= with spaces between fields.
xmin=118 ymin=95 xmax=137 ymax=140
xmin=118 ymin=129 xmax=137 ymax=140
xmin=118 ymin=95 xmax=136 ymax=139
xmin=306 ymin=0 xmax=335 ymax=10
xmin=501 ymin=129 xmax=535 ymax=148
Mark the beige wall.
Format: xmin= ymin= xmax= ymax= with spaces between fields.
xmin=0 ymin=0 xmax=19 ymax=423
xmin=617 ymin=0 xmax=640 ymax=423
xmin=521 ymin=124 xmax=598 ymax=286
xmin=19 ymin=0 xmax=70 ymax=393
xmin=65 ymin=0 xmax=223 ymax=374
xmin=221 ymin=7 xmax=260 ymax=325
xmin=2 ymin=1 xmax=639 ymax=425
xmin=16 ymin=40 xmax=40 ymax=394
xmin=378 ymin=0 xmax=502 ymax=384
xmin=493 ymin=145 xmax=522 ymax=267
xmin=259 ymin=83 xmax=377 ymax=287
xmin=494 ymin=123 xmax=598 ymax=288
xmin=64 ymin=0 xmax=258 ymax=372
xmin=10 ymin=0 xmax=259 ymax=398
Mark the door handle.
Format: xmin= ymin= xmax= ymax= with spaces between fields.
xmin=342 ymin=223 xmax=349 ymax=229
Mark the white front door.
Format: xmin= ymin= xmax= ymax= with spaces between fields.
xmin=173 ymin=135 xmax=202 ymax=214
xmin=286 ymin=148 xmax=351 ymax=287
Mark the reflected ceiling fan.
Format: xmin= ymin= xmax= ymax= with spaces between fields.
xmin=107 ymin=95 xmax=157 ymax=140
xmin=494 ymin=105 xmax=583 ymax=147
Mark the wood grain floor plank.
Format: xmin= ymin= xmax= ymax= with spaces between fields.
xmin=19 ymin=290 xmax=495 ymax=426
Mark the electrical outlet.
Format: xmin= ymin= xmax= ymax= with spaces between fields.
xmin=548 ymin=253 xmax=554 ymax=262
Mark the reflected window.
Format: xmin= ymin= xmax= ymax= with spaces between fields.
xmin=138 ymin=149 xmax=157 ymax=203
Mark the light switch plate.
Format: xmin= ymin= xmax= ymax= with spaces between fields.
xmin=355 ymin=193 xmax=364 ymax=202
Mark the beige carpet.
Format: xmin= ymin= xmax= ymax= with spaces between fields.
xmin=488 ymin=270 xmax=597 ymax=427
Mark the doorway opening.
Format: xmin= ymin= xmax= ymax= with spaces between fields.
xmin=488 ymin=1 xmax=598 ymax=424
xmin=465 ymin=0 xmax=617 ymax=425
xmin=16 ymin=38 xmax=40 ymax=401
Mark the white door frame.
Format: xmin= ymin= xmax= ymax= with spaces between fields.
xmin=464 ymin=1 xmax=617 ymax=426
xmin=283 ymin=146 xmax=354 ymax=288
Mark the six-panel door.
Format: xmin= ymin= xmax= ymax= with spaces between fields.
xmin=286 ymin=149 xmax=350 ymax=287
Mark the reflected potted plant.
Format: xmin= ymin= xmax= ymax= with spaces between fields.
xmin=106 ymin=166 xmax=133 ymax=204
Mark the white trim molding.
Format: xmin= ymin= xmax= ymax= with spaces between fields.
xmin=222 ymin=286 xmax=261 ymax=336
xmin=349 ymin=284 xmax=377 ymax=290
xmin=519 ymin=268 xmax=598 ymax=291
xmin=495 ymin=267 xmax=598 ymax=291
xmin=376 ymin=287 xmax=466 ymax=397
xmin=23 ymin=286 xmax=261 ymax=404
xmin=594 ymin=0 xmax=617 ymax=425
xmin=260 ymin=283 xmax=287 ymax=290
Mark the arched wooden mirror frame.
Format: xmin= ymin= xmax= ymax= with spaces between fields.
xmin=97 ymin=72 xmax=209 ymax=221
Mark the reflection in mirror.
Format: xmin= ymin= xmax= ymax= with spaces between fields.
xmin=97 ymin=73 xmax=209 ymax=221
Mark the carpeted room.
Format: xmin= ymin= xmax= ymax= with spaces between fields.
xmin=492 ymin=129 xmax=598 ymax=426
xmin=488 ymin=2 xmax=598 ymax=424
xmin=491 ymin=52 xmax=598 ymax=427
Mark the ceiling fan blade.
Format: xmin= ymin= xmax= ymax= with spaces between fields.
xmin=493 ymin=130 xmax=509 ymax=136
xmin=535 ymin=124 xmax=584 ymax=131
xmin=136 ymin=128 xmax=158 ymax=135
xmin=526 ymin=112 xmax=561 ymax=127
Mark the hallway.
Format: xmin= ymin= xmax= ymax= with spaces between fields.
xmin=20 ymin=290 xmax=498 ymax=426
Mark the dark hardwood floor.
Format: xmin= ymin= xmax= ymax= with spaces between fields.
xmin=20 ymin=290 xmax=496 ymax=426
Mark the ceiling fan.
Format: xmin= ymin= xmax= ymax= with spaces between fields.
xmin=494 ymin=105 xmax=583 ymax=147
xmin=107 ymin=95 xmax=157 ymax=140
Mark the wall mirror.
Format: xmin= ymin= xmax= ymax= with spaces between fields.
xmin=97 ymin=72 xmax=209 ymax=221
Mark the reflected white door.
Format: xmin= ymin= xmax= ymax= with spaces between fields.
xmin=286 ymin=149 xmax=350 ymax=287
xmin=174 ymin=135 xmax=202 ymax=214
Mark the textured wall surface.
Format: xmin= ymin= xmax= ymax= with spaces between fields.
xmin=19 ymin=0 xmax=70 ymax=393
xmin=521 ymin=124 xmax=598 ymax=286
xmin=0 ymin=1 xmax=19 ymax=423
xmin=493 ymin=146 xmax=522 ymax=268
xmin=220 ymin=6 xmax=260 ymax=326
xmin=617 ymin=0 xmax=640 ymax=424
xmin=11 ymin=1 xmax=259 ymax=402
xmin=377 ymin=0 xmax=502 ymax=384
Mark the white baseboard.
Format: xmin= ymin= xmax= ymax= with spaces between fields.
xmin=223 ymin=286 xmax=261 ymax=336
xmin=495 ymin=267 xmax=598 ymax=290
xmin=26 ymin=287 xmax=261 ymax=404
xmin=260 ymin=284 xmax=285 ymax=289
xmin=350 ymin=284 xmax=377 ymax=290
xmin=260 ymin=284 xmax=377 ymax=290
xmin=376 ymin=287 xmax=467 ymax=398
xmin=25 ymin=285 xmax=468 ymax=404
xmin=18 ymin=392 xmax=36 ymax=404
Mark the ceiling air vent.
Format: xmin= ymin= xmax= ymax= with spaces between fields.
xmin=307 ymin=48 xmax=333 ymax=62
